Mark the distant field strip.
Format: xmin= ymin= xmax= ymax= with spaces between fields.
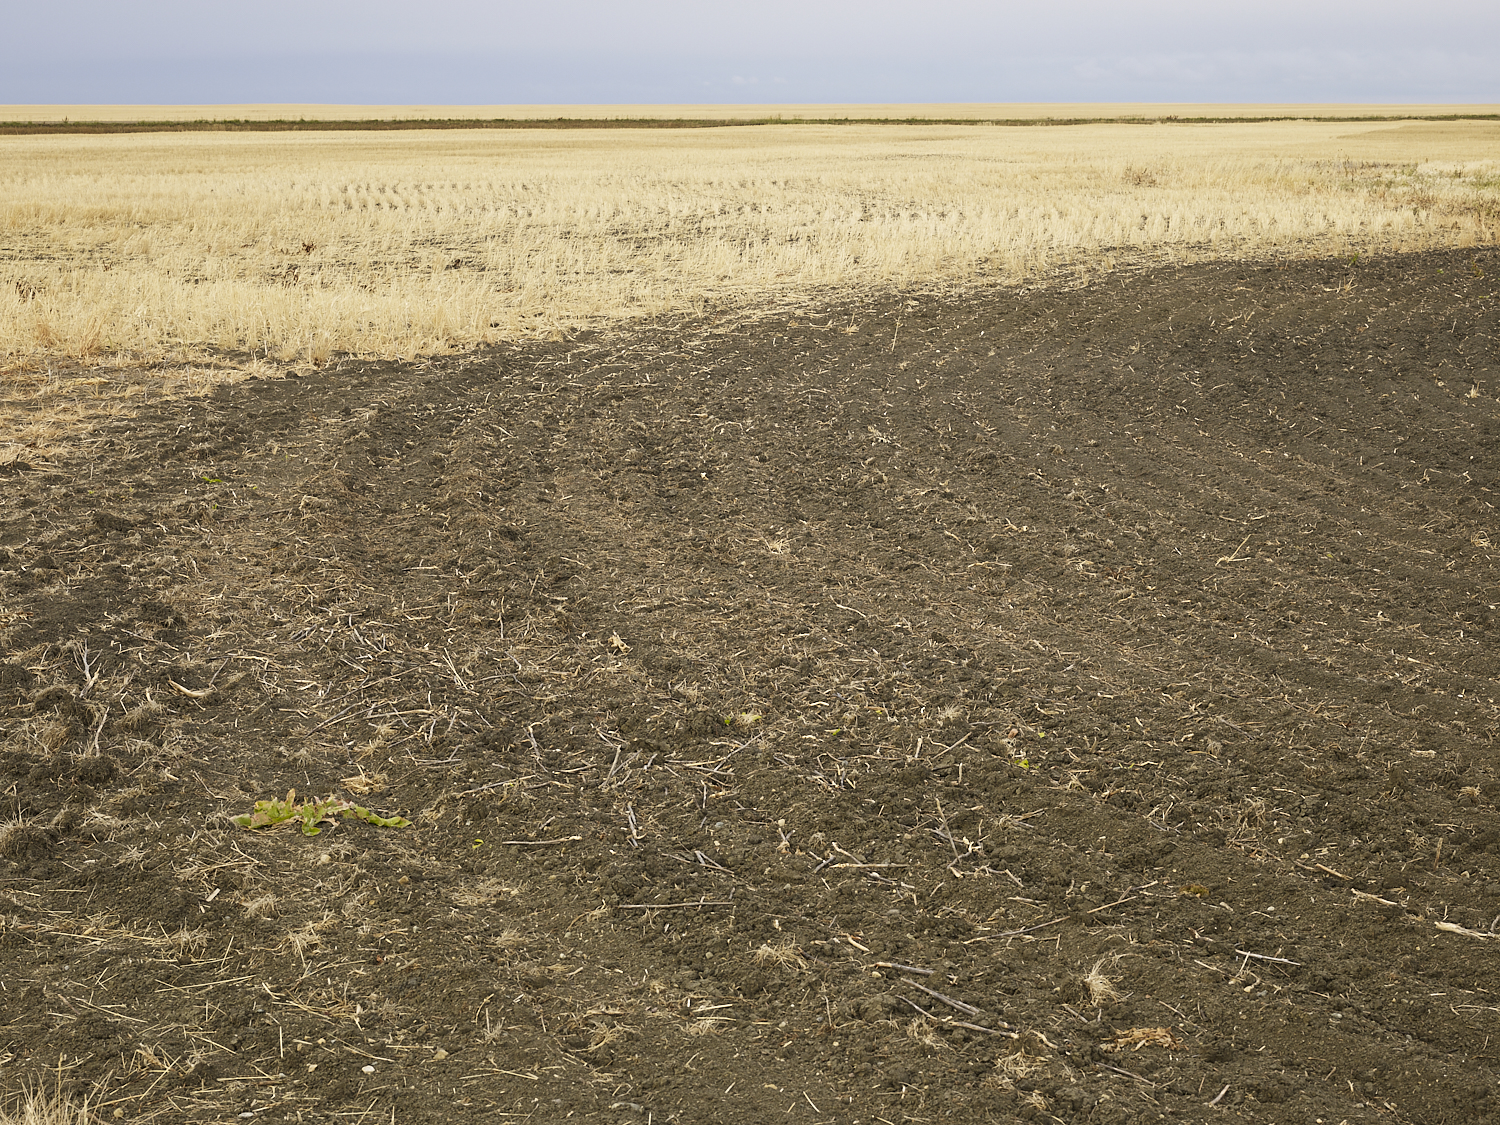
xmin=2 ymin=120 xmax=1497 ymax=365
xmin=6 ymin=102 xmax=1499 ymax=123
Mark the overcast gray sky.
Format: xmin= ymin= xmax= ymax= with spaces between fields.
xmin=5 ymin=0 xmax=1497 ymax=105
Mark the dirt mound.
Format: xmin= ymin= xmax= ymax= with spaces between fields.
xmin=3 ymin=247 xmax=1499 ymax=1124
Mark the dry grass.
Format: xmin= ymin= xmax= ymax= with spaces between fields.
xmin=993 ymin=1048 xmax=1053 ymax=1082
xmin=1 ymin=117 xmax=1497 ymax=456
xmin=0 ymin=353 xmax=290 ymax=460
xmin=1082 ymin=956 xmax=1124 ymax=1006
xmin=752 ymin=938 xmax=809 ymax=972
xmin=1106 ymin=1026 xmax=1187 ymax=1052
xmin=241 ymin=893 xmax=279 ymax=920
xmin=0 ymin=1085 xmax=93 ymax=1125
xmin=905 ymin=1016 xmax=945 ymax=1049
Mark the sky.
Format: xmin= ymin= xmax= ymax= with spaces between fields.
xmin=5 ymin=0 xmax=1498 ymax=106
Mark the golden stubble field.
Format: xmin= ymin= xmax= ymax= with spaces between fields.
xmin=1 ymin=116 xmax=1497 ymax=456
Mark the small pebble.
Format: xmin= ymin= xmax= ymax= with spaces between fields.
xmin=433 ymin=1047 xmax=448 ymax=1061
xmin=362 ymin=1064 xmax=376 ymax=1074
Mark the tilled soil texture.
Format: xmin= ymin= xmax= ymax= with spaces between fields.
xmin=3 ymin=248 xmax=1500 ymax=1125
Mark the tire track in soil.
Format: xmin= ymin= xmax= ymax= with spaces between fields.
xmin=2 ymin=246 xmax=1499 ymax=1124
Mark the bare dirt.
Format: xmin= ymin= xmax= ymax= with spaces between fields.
xmin=3 ymin=247 xmax=1500 ymax=1125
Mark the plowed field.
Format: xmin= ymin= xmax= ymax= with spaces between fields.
xmin=4 ymin=247 xmax=1500 ymax=1124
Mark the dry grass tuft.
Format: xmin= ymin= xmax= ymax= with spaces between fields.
xmin=752 ymin=938 xmax=809 ymax=972
xmin=996 ymin=1056 xmax=1056 ymax=1086
xmin=159 ymin=926 xmax=210 ymax=958
xmin=280 ymin=913 xmax=339 ymax=958
xmin=117 ymin=698 xmax=168 ymax=732
xmin=993 ymin=1049 xmax=1052 ymax=1082
xmin=763 ymin=536 xmax=793 ymax=556
xmin=989 ymin=1029 xmax=1065 ymax=1086
xmin=1082 ymin=955 xmax=1125 ymax=1006
xmin=1106 ymin=1026 xmax=1187 ymax=1052
xmin=1019 ymin=1091 xmax=1050 ymax=1114
xmin=353 ymin=725 xmax=398 ymax=760
xmin=242 ymin=893 xmax=279 ymax=920
xmin=905 ymin=1016 xmax=945 ymax=1049
xmin=0 ymin=1084 xmax=93 ymax=1125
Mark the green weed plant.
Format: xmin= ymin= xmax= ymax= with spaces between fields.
xmin=232 ymin=789 xmax=411 ymax=836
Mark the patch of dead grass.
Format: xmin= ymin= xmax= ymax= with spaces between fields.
xmin=0 ymin=1088 xmax=93 ymax=1125
xmin=1082 ymin=955 xmax=1124 ymax=1006
xmin=0 ymin=356 xmax=293 ymax=459
xmin=752 ymin=938 xmax=809 ymax=972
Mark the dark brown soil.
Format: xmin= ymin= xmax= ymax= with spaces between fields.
xmin=3 ymin=247 xmax=1500 ymax=1125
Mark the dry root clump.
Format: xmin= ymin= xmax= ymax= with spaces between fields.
xmin=1106 ymin=1026 xmax=1187 ymax=1052
xmin=1082 ymin=956 xmax=1124 ymax=1005
xmin=752 ymin=938 xmax=809 ymax=972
